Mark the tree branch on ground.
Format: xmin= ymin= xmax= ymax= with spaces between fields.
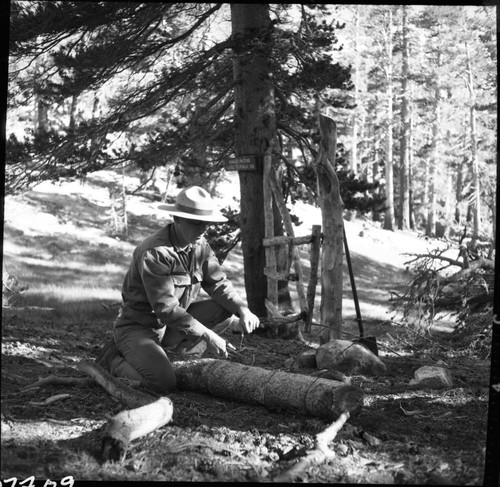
xmin=273 ymin=411 xmax=350 ymax=482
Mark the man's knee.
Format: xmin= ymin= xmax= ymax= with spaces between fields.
xmin=188 ymin=300 xmax=232 ymax=328
xmin=148 ymin=368 xmax=177 ymax=394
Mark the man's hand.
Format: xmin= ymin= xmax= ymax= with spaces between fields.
xmin=238 ymin=307 xmax=261 ymax=334
xmin=203 ymin=330 xmax=230 ymax=358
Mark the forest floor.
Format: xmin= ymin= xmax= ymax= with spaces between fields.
xmin=1 ymin=171 xmax=493 ymax=484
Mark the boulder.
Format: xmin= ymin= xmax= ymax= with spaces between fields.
xmin=409 ymin=366 xmax=453 ymax=389
xmin=316 ymin=339 xmax=387 ymax=376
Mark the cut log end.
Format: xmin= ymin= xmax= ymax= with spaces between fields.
xmin=334 ymin=386 xmax=365 ymax=416
xmin=101 ymin=436 xmax=127 ymax=463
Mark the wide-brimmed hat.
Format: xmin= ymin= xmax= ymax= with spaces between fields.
xmin=159 ymin=186 xmax=228 ymax=223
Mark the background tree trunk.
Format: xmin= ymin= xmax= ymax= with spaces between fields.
xmin=399 ymin=5 xmax=410 ymax=230
xmin=465 ymin=42 xmax=481 ymax=246
xmin=409 ymin=85 xmax=416 ymax=229
xmin=455 ymin=156 xmax=466 ymax=225
xmin=35 ymin=95 xmax=49 ymax=134
xmin=426 ymin=81 xmax=441 ymax=237
xmin=383 ymin=10 xmax=395 ymax=231
xmin=231 ymin=4 xmax=276 ymax=316
xmin=68 ymin=94 xmax=78 ymax=133
xmin=350 ymin=5 xmax=361 ymax=176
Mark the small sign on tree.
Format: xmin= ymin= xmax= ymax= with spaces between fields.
xmin=225 ymin=155 xmax=258 ymax=171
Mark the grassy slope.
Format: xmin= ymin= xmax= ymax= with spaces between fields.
xmin=2 ymin=170 xmax=451 ymax=332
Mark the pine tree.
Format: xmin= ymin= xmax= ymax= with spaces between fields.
xmin=7 ymin=2 xmax=352 ymax=315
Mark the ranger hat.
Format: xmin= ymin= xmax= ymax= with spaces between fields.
xmin=159 ymin=186 xmax=227 ymax=223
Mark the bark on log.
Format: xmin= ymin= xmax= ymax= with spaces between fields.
xmin=173 ymin=359 xmax=364 ymax=420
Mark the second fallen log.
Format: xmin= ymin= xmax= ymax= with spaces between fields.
xmin=78 ymin=360 xmax=173 ymax=461
xmin=174 ymin=359 xmax=364 ymax=420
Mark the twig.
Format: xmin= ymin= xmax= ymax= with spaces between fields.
xmin=20 ymin=375 xmax=93 ymax=392
xmin=403 ymin=252 xmax=464 ymax=268
xmin=273 ymin=412 xmax=350 ymax=482
xmin=77 ymin=360 xmax=154 ymax=409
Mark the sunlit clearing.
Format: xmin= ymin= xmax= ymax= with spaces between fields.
xmin=25 ymin=285 xmax=120 ymax=303
xmin=21 ymin=285 xmax=121 ymax=321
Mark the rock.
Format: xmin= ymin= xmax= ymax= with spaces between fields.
xmin=316 ymin=339 xmax=387 ymax=376
xmin=360 ymin=431 xmax=382 ymax=446
xmin=409 ymin=366 xmax=453 ymax=389
xmin=295 ymin=349 xmax=317 ymax=369
xmin=337 ymin=443 xmax=349 ymax=456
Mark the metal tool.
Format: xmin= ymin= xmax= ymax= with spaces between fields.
xmin=342 ymin=223 xmax=378 ymax=356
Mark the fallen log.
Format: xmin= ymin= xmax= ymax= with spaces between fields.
xmin=102 ymin=396 xmax=174 ymax=462
xmin=77 ymin=360 xmax=173 ymax=462
xmin=173 ymin=359 xmax=364 ymax=420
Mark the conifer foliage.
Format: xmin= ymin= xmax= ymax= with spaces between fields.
xmin=7 ymin=3 xmax=353 ymax=195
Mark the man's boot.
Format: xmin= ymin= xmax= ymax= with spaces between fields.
xmin=95 ymin=338 xmax=120 ymax=370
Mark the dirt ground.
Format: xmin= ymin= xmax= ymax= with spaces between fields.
xmin=0 ymin=174 xmax=495 ymax=483
xmin=1 ymin=308 xmax=492 ymax=484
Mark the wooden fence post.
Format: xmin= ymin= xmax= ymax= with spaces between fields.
xmin=306 ymin=224 xmax=322 ymax=332
xmin=316 ymin=110 xmax=343 ymax=341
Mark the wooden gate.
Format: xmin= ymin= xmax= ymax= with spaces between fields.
xmin=262 ymin=155 xmax=322 ymax=333
xmin=262 ymin=110 xmax=342 ymax=338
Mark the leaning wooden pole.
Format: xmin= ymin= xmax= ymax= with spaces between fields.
xmin=174 ymin=359 xmax=363 ymax=420
xmin=263 ymin=154 xmax=279 ymax=310
xmin=268 ymin=168 xmax=308 ymax=315
xmin=316 ymin=110 xmax=344 ymax=341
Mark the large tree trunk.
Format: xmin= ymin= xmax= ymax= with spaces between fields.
xmin=231 ymin=4 xmax=276 ymax=317
xmin=383 ymin=10 xmax=395 ymax=231
xmin=399 ymin=5 xmax=410 ymax=230
xmin=174 ymin=359 xmax=364 ymax=420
